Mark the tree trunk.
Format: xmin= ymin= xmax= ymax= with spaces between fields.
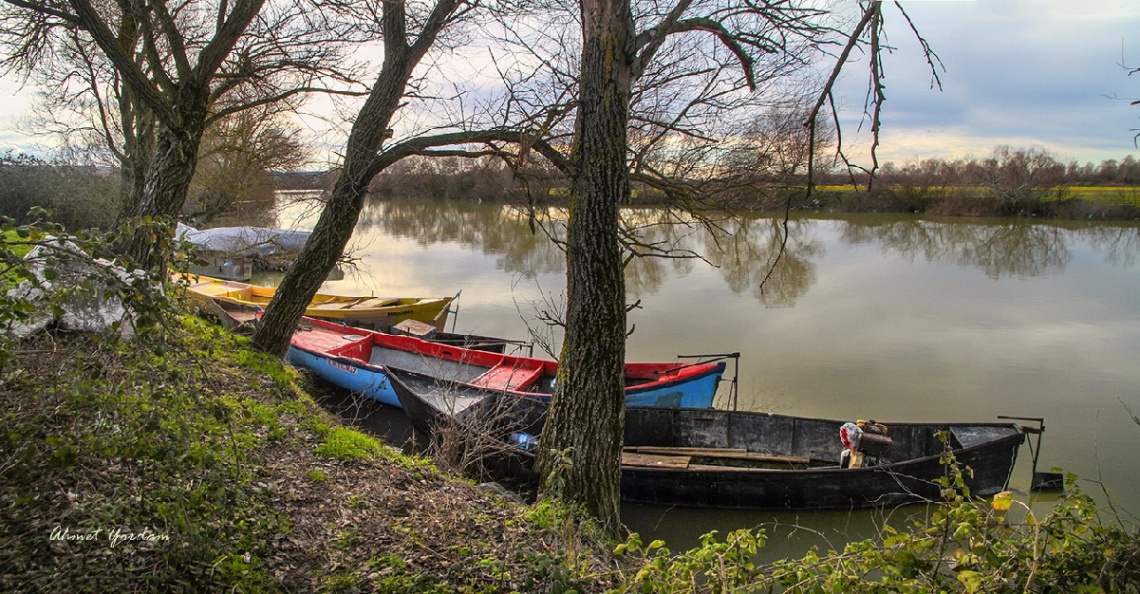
xmin=535 ymin=0 xmax=636 ymax=535
xmin=117 ymin=89 xmax=156 ymax=221
xmin=248 ymin=167 xmax=372 ymax=358
xmin=251 ymin=63 xmax=410 ymax=357
xmin=249 ymin=0 xmax=465 ymax=357
xmin=115 ymin=121 xmax=204 ymax=269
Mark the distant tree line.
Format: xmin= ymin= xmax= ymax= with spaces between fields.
xmin=863 ymin=147 xmax=1140 ymax=188
xmin=815 ymin=146 xmax=1140 ymax=219
xmin=366 ymin=156 xmax=561 ymax=204
xmin=322 ymin=145 xmax=1140 ymax=221
xmin=7 ymin=141 xmax=1140 ymax=230
xmin=0 ymin=132 xmax=304 ymax=232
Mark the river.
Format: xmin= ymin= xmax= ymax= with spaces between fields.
xmin=265 ymin=196 xmax=1140 ymax=560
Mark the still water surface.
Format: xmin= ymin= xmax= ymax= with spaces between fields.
xmin=268 ymin=197 xmax=1140 ymax=559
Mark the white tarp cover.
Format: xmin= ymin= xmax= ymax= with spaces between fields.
xmin=7 ymin=238 xmax=150 ymax=339
xmin=176 ymin=223 xmax=311 ymax=256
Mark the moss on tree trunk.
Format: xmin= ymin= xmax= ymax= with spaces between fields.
xmin=536 ymin=0 xmax=636 ymax=535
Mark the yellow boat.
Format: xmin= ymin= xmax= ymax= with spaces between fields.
xmin=178 ymin=274 xmax=456 ymax=331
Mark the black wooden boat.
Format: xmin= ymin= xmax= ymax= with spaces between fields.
xmin=617 ymin=408 xmax=1024 ymax=509
xmin=388 ymin=368 xmax=1026 ymax=509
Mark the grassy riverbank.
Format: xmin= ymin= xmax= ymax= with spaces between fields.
xmin=0 ymin=315 xmax=625 ymax=592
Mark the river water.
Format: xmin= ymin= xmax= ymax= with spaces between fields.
xmin=267 ymin=196 xmax=1140 ymax=559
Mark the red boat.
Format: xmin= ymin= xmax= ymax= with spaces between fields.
xmin=287 ymin=317 xmax=727 ymax=408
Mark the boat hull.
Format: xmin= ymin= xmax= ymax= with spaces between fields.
xmin=463 ymin=405 xmax=1024 ymax=510
xmin=623 ymin=367 xmax=724 ymax=408
xmin=617 ymin=407 xmax=1024 ymax=509
xmin=286 ymin=345 xmax=400 ymax=406
xmin=388 ymin=367 xmax=547 ymax=438
xmin=179 ymin=273 xmax=454 ymax=331
xmin=288 ymin=317 xmax=726 ymax=410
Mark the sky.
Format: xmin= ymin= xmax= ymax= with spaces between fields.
xmin=830 ymin=0 xmax=1140 ymax=166
xmin=0 ymin=0 xmax=1138 ymax=167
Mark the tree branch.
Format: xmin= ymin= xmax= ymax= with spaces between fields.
xmin=631 ymin=0 xmax=696 ymax=80
xmin=1 ymin=0 xmax=77 ymax=24
xmin=65 ymin=0 xmax=176 ymax=124
xmin=147 ymin=0 xmax=191 ymax=80
xmin=195 ymin=0 xmax=265 ymax=83
xmin=666 ymin=17 xmax=757 ymax=90
xmin=206 ymin=86 xmax=366 ymax=125
xmin=365 ymin=129 xmax=573 ymax=181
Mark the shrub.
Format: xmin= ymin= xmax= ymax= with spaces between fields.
xmin=0 ymin=153 xmax=122 ymax=231
xmin=619 ymin=465 xmax=1140 ymax=592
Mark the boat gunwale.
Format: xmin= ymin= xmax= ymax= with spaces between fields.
xmin=619 ymin=429 xmax=1025 ymax=476
xmin=620 ymin=407 xmax=1025 ymax=476
xmin=297 ymin=316 xmax=726 ymax=400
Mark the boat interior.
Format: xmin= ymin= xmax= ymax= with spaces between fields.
xmin=363 ymin=336 xmax=553 ymax=394
xmin=621 ymin=408 xmax=1021 ymax=471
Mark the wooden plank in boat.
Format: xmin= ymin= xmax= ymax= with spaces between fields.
xmin=622 ymin=452 xmax=691 ymax=469
xmin=625 ymin=446 xmax=809 ymax=465
xmin=626 ymin=446 xmax=746 ymax=455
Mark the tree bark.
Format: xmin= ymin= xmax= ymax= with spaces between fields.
xmin=250 ymin=1 xmax=421 ymax=357
xmin=116 ymin=81 xmax=157 ymax=221
xmin=115 ymin=120 xmax=205 ymax=268
xmin=535 ymin=0 xmax=636 ymax=535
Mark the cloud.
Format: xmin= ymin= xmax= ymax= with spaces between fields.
xmin=1 ymin=1 xmax=1138 ymax=165
xmin=830 ymin=1 xmax=1140 ymax=164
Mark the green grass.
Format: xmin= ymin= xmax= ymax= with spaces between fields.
xmin=828 ymin=183 xmax=1140 ymax=205
xmin=3 ymin=228 xmax=39 ymax=258
xmin=314 ymin=426 xmax=387 ymax=460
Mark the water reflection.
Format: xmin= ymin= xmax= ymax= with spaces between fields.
xmin=840 ymin=218 xmax=1073 ymax=279
xmin=358 ymin=200 xmax=567 ymax=279
xmin=314 ymin=197 xmax=1140 ymax=557
xmin=702 ymin=217 xmax=823 ymax=308
xmin=1079 ymin=224 xmax=1140 ymax=267
xmin=354 ymin=198 xmax=1138 ymax=302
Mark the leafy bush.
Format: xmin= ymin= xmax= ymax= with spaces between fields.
xmin=0 ymin=214 xmax=189 ymax=376
xmin=0 ymin=153 xmax=122 ymax=231
xmin=619 ymin=463 xmax=1140 ymax=593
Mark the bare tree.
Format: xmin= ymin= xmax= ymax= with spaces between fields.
xmin=184 ymin=105 xmax=307 ymax=226
xmin=975 ymin=145 xmax=1066 ymax=208
xmin=20 ymin=40 xmax=309 ymax=228
xmin=499 ymin=0 xmax=943 ymax=532
xmin=15 ymin=21 xmax=156 ymax=210
xmin=489 ymin=0 xmax=834 ymax=534
xmin=0 ymin=0 xmax=360 ymax=267
xmin=249 ymin=0 xmax=507 ymax=357
xmin=248 ymin=0 xmax=931 ymax=535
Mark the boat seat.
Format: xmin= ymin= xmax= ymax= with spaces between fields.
xmin=328 ymin=336 xmax=373 ymax=359
xmin=330 ymin=297 xmax=376 ymax=309
xmin=469 ymin=364 xmax=543 ymax=391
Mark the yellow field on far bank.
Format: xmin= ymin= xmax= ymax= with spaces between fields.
xmin=814 ymin=184 xmax=1140 ymax=205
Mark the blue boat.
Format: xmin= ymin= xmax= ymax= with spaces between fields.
xmin=287 ymin=317 xmax=727 ymax=408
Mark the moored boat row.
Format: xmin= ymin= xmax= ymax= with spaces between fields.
xmin=180 ymin=273 xmax=727 ymax=410
xmin=286 ymin=316 xmax=727 ymax=409
xmin=181 ymin=273 xmax=1036 ymax=510
xmin=383 ymin=366 xmax=1027 ymax=510
xmin=179 ymin=273 xmax=456 ymax=331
